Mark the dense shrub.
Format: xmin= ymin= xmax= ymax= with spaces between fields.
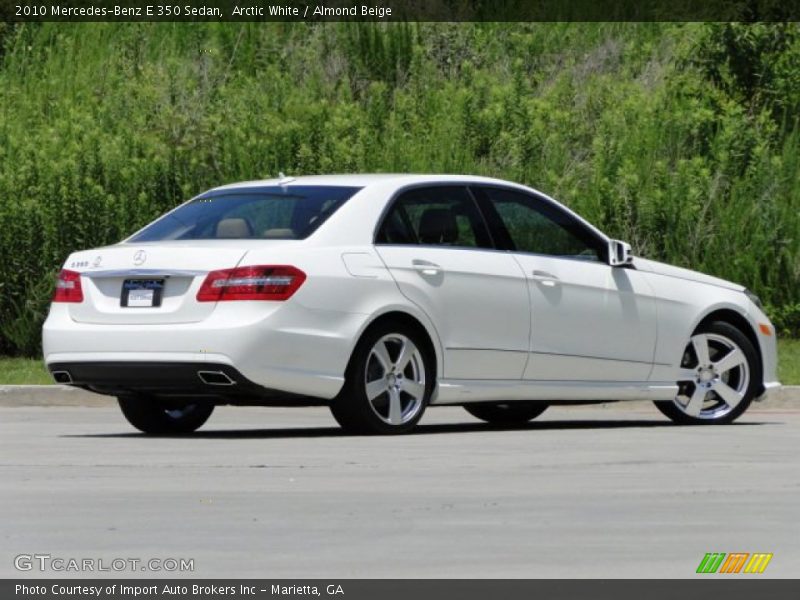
xmin=767 ymin=303 xmax=800 ymax=338
xmin=0 ymin=22 xmax=798 ymax=355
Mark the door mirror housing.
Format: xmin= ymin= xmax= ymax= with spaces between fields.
xmin=608 ymin=239 xmax=634 ymax=267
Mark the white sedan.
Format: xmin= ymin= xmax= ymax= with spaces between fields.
xmin=42 ymin=174 xmax=781 ymax=434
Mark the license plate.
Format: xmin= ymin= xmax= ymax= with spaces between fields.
xmin=121 ymin=279 xmax=164 ymax=308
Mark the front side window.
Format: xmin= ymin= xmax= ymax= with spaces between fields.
xmin=375 ymin=186 xmax=492 ymax=248
xmin=128 ymin=186 xmax=361 ymax=242
xmin=478 ymin=187 xmax=604 ymax=261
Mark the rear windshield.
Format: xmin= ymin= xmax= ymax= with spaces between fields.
xmin=128 ymin=186 xmax=361 ymax=242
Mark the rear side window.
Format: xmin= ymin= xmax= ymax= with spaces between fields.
xmin=129 ymin=186 xmax=361 ymax=242
xmin=375 ymin=186 xmax=492 ymax=248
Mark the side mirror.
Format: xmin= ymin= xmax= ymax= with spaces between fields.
xmin=608 ymin=239 xmax=634 ymax=267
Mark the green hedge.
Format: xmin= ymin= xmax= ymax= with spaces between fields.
xmin=1 ymin=22 xmax=799 ymax=355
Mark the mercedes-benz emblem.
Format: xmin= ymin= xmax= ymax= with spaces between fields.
xmin=133 ymin=250 xmax=147 ymax=265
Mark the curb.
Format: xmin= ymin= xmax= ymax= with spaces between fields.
xmin=0 ymin=385 xmax=112 ymax=407
xmin=0 ymin=384 xmax=798 ymax=408
xmin=762 ymin=385 xmax=800 ymax=407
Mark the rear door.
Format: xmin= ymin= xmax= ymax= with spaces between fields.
xmin=473 ymin=185 xmax=658 ymax=382
xmin=374 ymin=185 xmax=530 ymax=380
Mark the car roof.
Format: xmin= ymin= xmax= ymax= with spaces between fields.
xmin=209 ymin=173 xmax=525 ymax=191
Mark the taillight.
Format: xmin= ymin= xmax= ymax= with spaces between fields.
xmin=196 ymin=265 xmax=306 ymax=302
xmin=53 ymin=269 xmax=84 ymax=303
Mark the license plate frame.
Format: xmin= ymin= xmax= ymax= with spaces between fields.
xmin=121 ymin=279 xmax=165 ymax=308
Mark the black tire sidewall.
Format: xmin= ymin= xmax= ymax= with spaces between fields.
xmin=118 ymin=396 xmax=214 ymax=434
xmin=465 ymin=402 xmax=548 ymax=425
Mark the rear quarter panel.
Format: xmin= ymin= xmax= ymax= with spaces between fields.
xmin=237 ymin=243 xmax=445 ymax=382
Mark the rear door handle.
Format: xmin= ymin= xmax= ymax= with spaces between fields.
xmin=412 ymin=259 xmax=442 ymax=276
xmin=531 ymin=270 xmax=559 ymax=287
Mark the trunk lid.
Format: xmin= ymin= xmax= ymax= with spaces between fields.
xmin=66 ymin=241 xmax=280 ymax=324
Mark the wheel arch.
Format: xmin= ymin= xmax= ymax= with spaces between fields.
xmin=350 ymin=309 xmax=442 ymax=381
xmin=694 ymin=308 xmax=764 ymax=394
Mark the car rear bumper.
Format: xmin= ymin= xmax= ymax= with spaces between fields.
xmin=42 ymin=302 xmax=365 ymax=400
xmin=47 ymin=361 xmax=324 ymax=405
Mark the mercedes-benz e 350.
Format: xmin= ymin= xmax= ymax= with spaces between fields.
xmin=42 ymin=175 xmax=780 ymax=434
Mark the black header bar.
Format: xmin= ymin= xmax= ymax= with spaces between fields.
xmin=3 ymin=0 xmax=800 ymax=22
xmin=4 ymin=579 xmax=800 ymax=600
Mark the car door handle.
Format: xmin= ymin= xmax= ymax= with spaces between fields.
xmin=412 ymin=260 xmax=442 ymax=276
xmin=531 ymin=270 xmax=559 ymax=287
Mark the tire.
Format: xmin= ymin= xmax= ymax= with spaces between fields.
xmin=331 ymin=321 xmax=434 ymax=434
xmin=465 ymin=402 xmax=548 ymax=425
xmin=654 ymin=320 xmax=760 ymax=425
xmin=118 ymin=396 xmax=214 ymax=434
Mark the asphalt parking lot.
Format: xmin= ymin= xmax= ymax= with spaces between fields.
xmin=1 ymin=400 xmax=798 ymax=578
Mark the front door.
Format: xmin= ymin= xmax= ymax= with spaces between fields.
xmin=474 ymin=185 xmax=658 ymax=382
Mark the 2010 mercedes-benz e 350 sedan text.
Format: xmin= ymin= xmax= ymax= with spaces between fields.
xmin=43 ymin=175 xmax=781 ymax=434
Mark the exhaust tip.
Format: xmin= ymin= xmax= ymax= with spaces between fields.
xmin=197 ymin=370 xmax=236 ymax=386
xmin=52 ymin=370 xmax=73 ymax=384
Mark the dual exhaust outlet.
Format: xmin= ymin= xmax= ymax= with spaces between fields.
xmin=51 ymin=369 xmax=236 ymax=387
xmin=51 ymin=371 xmax=73 ymax=384
xmin=197 ymin=370 xmax=236 ymax=386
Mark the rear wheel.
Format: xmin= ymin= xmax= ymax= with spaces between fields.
xmin=331 ymin=322 xmax=433 ymax=434
xmin=465 ymin=402 xmax=548 ymax=425
xmin=118 ymin=396 xmax=214 ymax=434
xmin=654 ymin=321 xmax=760 ymax=425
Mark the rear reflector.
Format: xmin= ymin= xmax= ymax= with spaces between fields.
xmin=196 ymin=265 xmax=306 ymax=302
xmin=53 ymin=269 xmax=84 ymax=303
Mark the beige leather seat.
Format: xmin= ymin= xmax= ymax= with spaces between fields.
xmin=262 ymin=228 xmax=296 ymax=239
xmin=215 ymin=218 xmax=253 ymax=239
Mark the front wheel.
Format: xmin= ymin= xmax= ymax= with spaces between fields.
xmin=654 ymin=321 xmax=760 ymax=425
xmin=118 ymin=396 xmax=214 ymax=434
xmin=331 ymin=322 xmax=434 ymax=434
xmin=465 ymin=402 xmax=548 ymax=425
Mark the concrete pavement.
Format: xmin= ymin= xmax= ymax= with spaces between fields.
xmin=1 ymin=384 xmax=799 ymax=407
xmin=1 ymin=402 xmax=798 ymax=578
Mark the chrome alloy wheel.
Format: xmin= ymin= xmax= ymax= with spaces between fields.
xmin=673 ymin=333 xmax=751 ymax=420
xmin=364 ymin=333 xmax=426 ymax=426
